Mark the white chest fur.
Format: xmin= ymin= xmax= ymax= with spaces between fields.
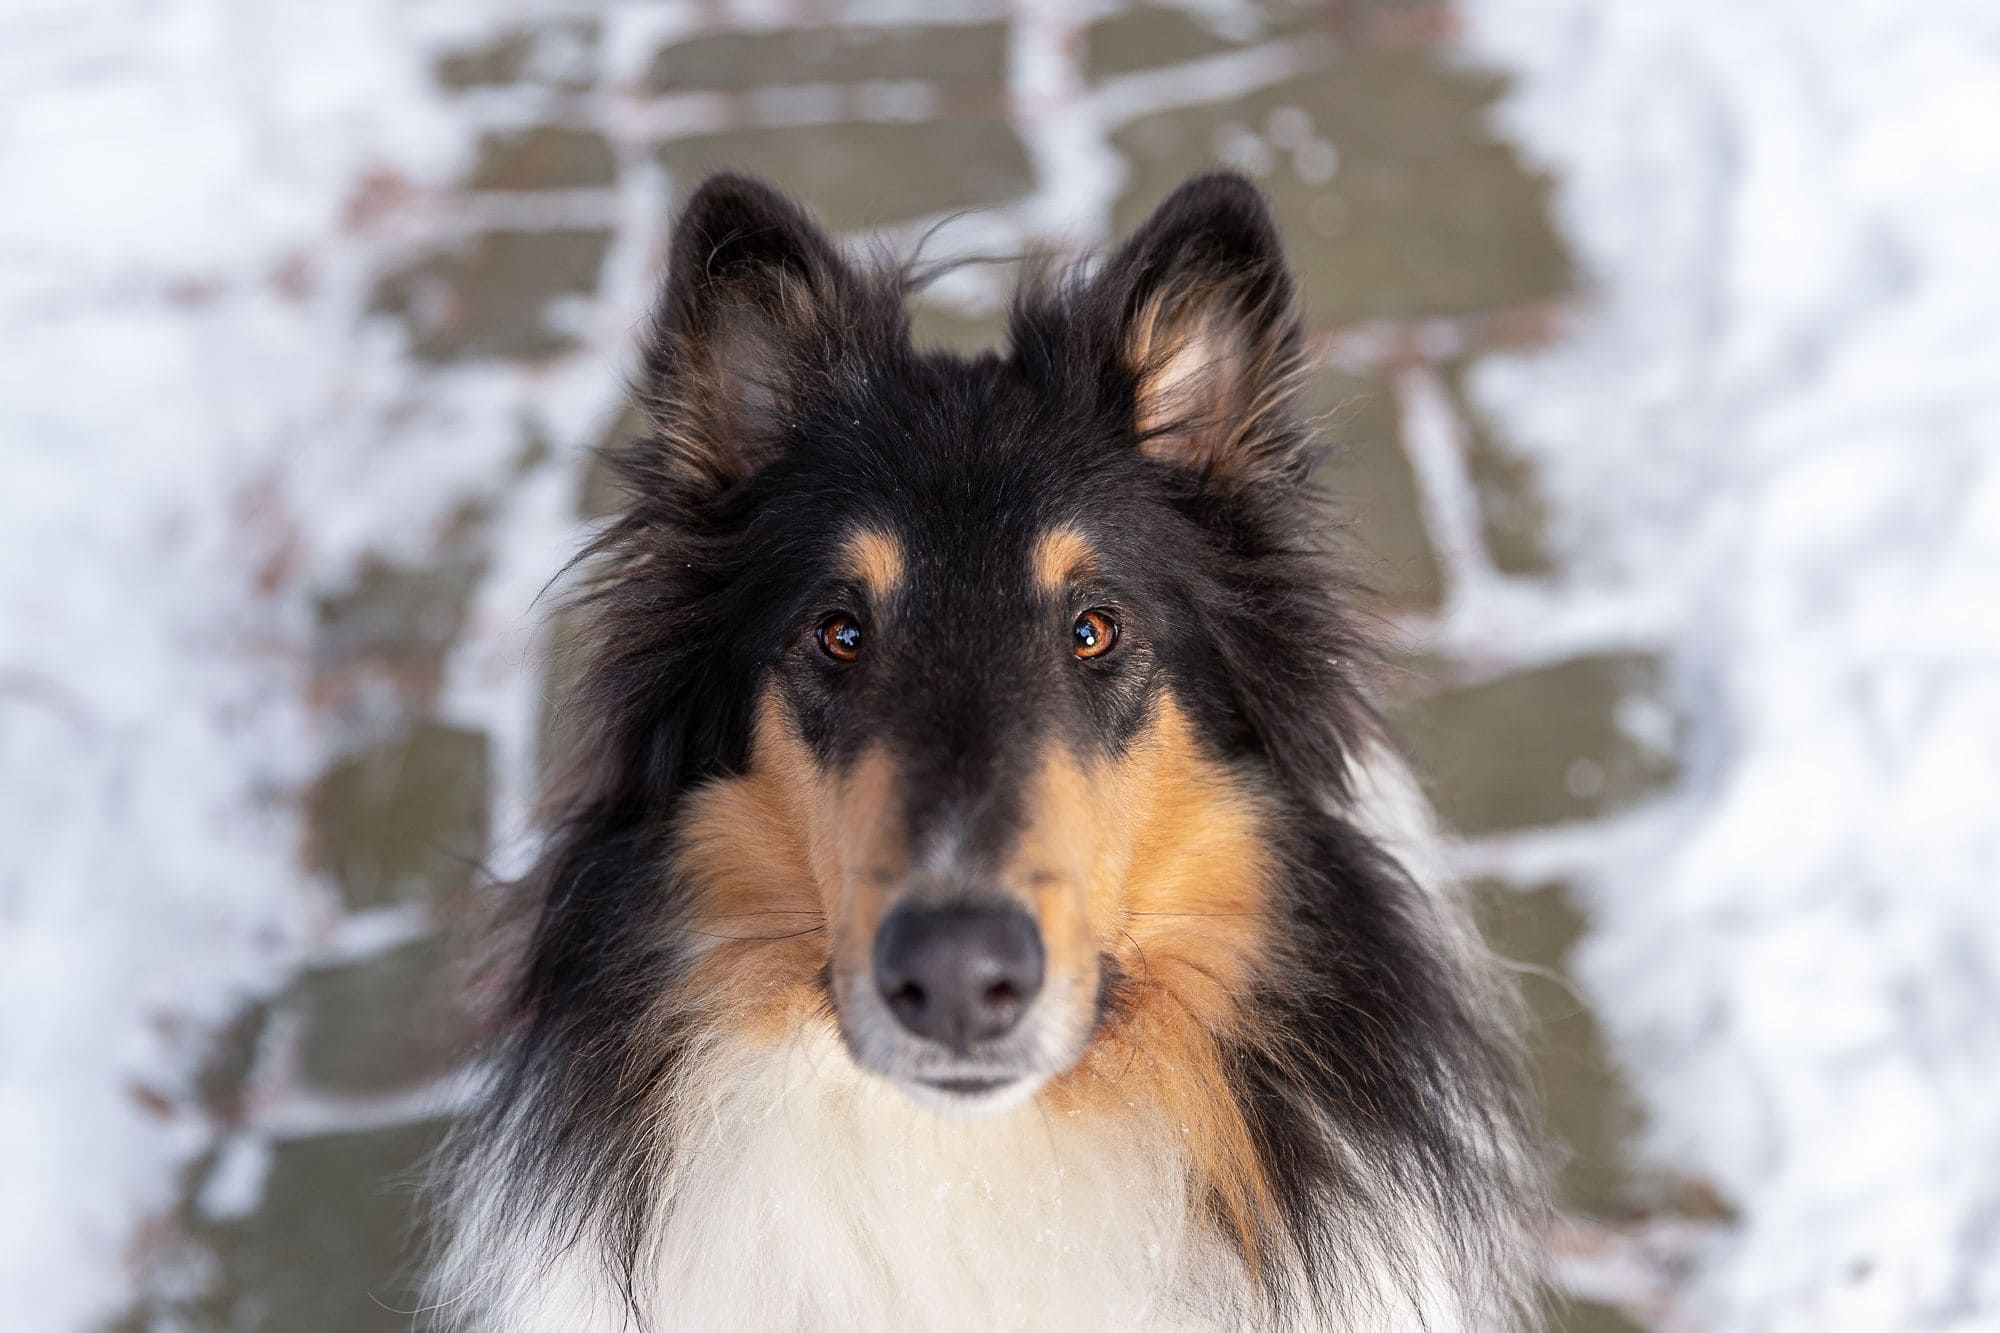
xmin=438 ymin=752 xmax=1500 ymax=1332
xmin=481 ymin=1025 xmax=1251 ymax=1332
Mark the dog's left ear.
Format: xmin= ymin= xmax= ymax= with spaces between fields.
xmin=637 ymin=173 xmax=863 ymax=499
xmin=1101 ymin=173 xmax=1307 ymax=488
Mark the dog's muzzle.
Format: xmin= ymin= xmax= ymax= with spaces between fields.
xmin=872 ymin=898 xmax=1045 ymax=1053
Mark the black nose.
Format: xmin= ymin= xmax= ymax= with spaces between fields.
xmin=873 ymin=901 xmax=1045 ymax=1050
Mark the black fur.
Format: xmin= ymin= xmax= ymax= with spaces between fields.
xmin=438 ymin=171 xmax=1537 ymax=1327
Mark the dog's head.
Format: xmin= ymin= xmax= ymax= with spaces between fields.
xmin=593 ymin=173 xmax=1373 ymax=1115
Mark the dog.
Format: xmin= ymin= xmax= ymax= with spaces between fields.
xmin=428 ymin=171 xmax=1542 ymax=1331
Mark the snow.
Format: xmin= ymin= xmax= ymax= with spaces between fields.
xmin=1461 ymin=0 xmax=2000 ymax=1327
xmin=0 ymin=2 xmax=546 ymax=1326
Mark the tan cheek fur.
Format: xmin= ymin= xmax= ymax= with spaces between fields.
xmin=1030 ymin=697 xmax=1283 ymax=1275
xmin=670 ymin=689 xmax=908 ymax=1043
xmin=670 ymin=685 xmax=1282 ymax=1274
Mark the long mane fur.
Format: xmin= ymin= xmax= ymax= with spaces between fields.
xmin=427 ymin=173 xmax=1542 ymax=1331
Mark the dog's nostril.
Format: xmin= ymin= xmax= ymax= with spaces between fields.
xmin=885 ymin=981 xmax=927 ymax=1025
xmin=872 ymin=900 xmax=1045 ymax=1050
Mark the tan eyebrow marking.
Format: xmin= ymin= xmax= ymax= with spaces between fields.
xmin=841 ymin=528 xmax=905 ymax=600
xmin=1032 ymin=526 xmax=1098 ymax=595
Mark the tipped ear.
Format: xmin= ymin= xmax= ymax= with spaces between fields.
xmin=1102 ymin=173 xmax=1307 ymax=487
xmin=639 ymin=173 xmax=858 ymax=496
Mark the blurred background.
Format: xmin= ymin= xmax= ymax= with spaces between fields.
xmin=3 ymin=0 xmax=1996 ymax=1329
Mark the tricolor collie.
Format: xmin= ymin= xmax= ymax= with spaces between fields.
xmin=431 ymin=172 xmax=1541 ymax=1330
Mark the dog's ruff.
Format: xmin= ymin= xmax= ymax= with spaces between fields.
xmin=445 ymin=1040 xmax=1474 ymax=1332
xmin=449 ymin=1026 xmax=1241 ymax=1332
xmin=433 ymin=755 xmax=1495 ymax=1333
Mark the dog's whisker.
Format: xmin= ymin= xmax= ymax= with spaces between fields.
xmin=676 ymin=926 xmax=826 ymax=943
xmin=1124 ymin=910 xmax=1258 ymax=918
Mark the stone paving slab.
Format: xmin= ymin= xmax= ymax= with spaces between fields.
xmin=1392 ymin=654 xmax=1681 ymax=835
xmin=649 ymin=23 xmax=1010 ymax=92
xmin=163 ymin=1120 xmax=447 ymax=1333
xmin=467 ymin=126 xmax=618 ymax=192
xmin=1310 ymin=368 xmax=1444 ymax=610
xmin=657 ymin=119 xmax=1033 ymax=231
xmin=1087 ymin=1 xmax=1322 ymax=77
xmin=310 ymin=721 xmax=491 ymax=913
xmin=285 ymin=935 xmax=477 ymax=1097
xmin=1114 ymin=50 xmax=1570 ymax=323
xmin=369 ymin=228 xmax=611 ymax=363
xmin=1447 ymin=360 xmax=1556 ymax=575
xmin=1476 ymin=879 xmax=1650 ymax=1216
xmin=313 ymin=543 xmax=488 ymax=709
xmin=434 ymin=20 xmax=600 ymax=93
xmin=907 ymin=291 xmax=1012 ymax=357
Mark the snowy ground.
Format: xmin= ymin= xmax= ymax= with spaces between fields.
xmin=0 ymin=3 xmax=567 ymax=1325
xmin=1 ymin=1 xmax=1995 ymax=1329
xmin=1460 ymin=1 xmax=2000 ymax=1328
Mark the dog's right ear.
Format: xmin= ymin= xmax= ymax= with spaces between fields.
xmin=1097 ymin=173 xmax=1306 ymax=491
xmin=637 ymin=174 xmax=858 ymax=497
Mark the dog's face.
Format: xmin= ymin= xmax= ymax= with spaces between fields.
xmin=709 ymin=507 xmax=1272 ymax=1117
xmin=640 ymin=174 xmax=1336 ymax=1115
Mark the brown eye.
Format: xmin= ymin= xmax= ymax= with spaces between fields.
xmin=817 ymin=613 xmax=863 ymax=663
xmin=1072 ymin=609 xmax=1117 ymax=659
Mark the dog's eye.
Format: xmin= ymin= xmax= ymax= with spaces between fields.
xmin=1071 ymin=610 xmax=1117 ymax=660
xmin=817 ymin=613 xmax=863 ymax=663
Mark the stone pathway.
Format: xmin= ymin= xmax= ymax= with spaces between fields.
xmin=99 ymin=4 xmax=1717 ymax=1328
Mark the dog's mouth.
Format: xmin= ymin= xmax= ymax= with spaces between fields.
xmin=830 ymin=970 xmax=1093 ymax=1119
xmin=923 ymin=1075 xmax=1011 ymax=1096
xmin=896 ymin=1067 xmax=1046 ymax=1117
xmin=825 ymin=894 xmax=1102 ymax=1117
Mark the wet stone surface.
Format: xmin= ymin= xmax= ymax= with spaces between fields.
xmin=1086 ymin=1 xmax=1321 ymax=77
xmin=163 ymin=1120 xmax=448 ymax=1333
xmin=1477 ymin=880 xmax=1650 ymax=1215
xmin=467 ymin=126 xmax=617 ymax=192
xmin=369 ymin=228 xmax=610 ymax=363
xmin=434 ymin=19 xmax=599 ymax=92
xmin=1392 ymin=654 xmax=1681 ymax=835
xmin=1113 ymin=50 xmax=1571 ymax=323
xmin=311 ymin=721 xmax=491 ymax=912
xmin=1449 ymin=362 xmax=1557 ymax=575
xmin=313 ymin=545 xmax=487 ymax=707
xmin=1309 ymin=369 xmax=1444 ymax=611
xmin=907 ymin=294 xmax=1013 ymax=357
xmin=649 ymin=23 xmax=1010 ymax=92
xmin=580 ymin=399 xmax=645 ymax=520
xmin=285 ymin=934 xmax=475 ymax=1096
xmin=657 ymin=119 xmax=1033 ymax=230
xmin=192 ymin=1000 xmax=273 ymax=1126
